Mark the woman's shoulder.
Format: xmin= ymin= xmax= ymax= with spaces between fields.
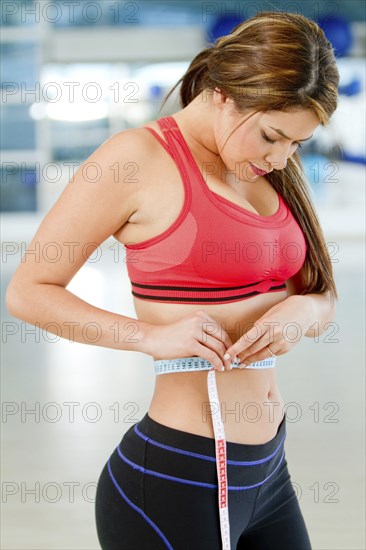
xmin=106 ymin=120 xmax=168 ymax=163
xmin=108 ymin=124 xmax=155 ymax=150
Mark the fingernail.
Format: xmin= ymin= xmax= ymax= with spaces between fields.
xmin=223 ymin=353 xmax=230 ymax=360
xmin=239 ymin=363 xmax=247 ymax=369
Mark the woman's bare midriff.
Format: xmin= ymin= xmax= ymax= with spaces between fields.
xmin=113 ymin=118 xmax=288 ymax=445
xmin=149 ymin=370 xmax=285 ymax=444
xmin=134 ymin=295 xmax=286 ymax=445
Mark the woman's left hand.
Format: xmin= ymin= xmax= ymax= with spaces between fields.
xmin=223 ymin=295 xmax=314 ymax=367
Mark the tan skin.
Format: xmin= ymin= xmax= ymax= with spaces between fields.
xmin=114 ymin=90 xmax=321 ymax=444
xmin=6 ymin=89 xmax=322 ymax=446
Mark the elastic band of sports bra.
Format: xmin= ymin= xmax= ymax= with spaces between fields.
xmin=154 ymin=356 xmax=276 ymax=375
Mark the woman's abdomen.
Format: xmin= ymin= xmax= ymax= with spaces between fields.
xmin=148 ymin=369 xmax=285 ymax=445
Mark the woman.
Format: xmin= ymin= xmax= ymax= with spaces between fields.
xmin=6 ymin=10 xmax=339 ymax=550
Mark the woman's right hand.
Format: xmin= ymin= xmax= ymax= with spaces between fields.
xmin=143 ymin=310 xmax=235 ymax=371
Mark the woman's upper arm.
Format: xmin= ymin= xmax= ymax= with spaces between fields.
xmin=6 ymin=128 xmax=149 ymax=292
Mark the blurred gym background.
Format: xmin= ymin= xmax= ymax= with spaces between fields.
xmin=1 ymin=1 xmax=365 ymax=548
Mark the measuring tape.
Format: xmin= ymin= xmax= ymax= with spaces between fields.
xmin=154 ymin=355 xmax=276 ymax=549
xmin=154 ymin=356 xmax=276 ymax=375
xmin=207 ymin=366 xmax=231 ymax=549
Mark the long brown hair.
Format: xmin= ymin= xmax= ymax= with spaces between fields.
xmin=161 ymin=11 xmax=340 ymax=304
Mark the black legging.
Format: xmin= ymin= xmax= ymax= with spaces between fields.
xmin=95 ymin=412 xmax=312 ymax=549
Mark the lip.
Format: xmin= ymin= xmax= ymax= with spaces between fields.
xmin=250 ymin=163 xmax=269 ymax=176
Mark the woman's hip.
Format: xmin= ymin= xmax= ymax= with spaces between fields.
xmin=95 ymin=411 xmax=290 ymax=549
xmin=98 ymin=409 xmax=287 ymax=498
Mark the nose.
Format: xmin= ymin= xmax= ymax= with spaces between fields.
xmin=265 ymin=145 xmax=290 ymax=171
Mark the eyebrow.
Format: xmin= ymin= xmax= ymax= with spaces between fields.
xmin=268 ymin=126 xmax=313 ymax=142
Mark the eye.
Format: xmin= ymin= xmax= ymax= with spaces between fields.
xmin=262 ymin=132 xmax=302 ymax=149
xmin=262 ymin=132 xmax=275 ymax=144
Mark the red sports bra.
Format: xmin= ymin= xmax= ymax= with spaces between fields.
xmin=124 ymin=115 xmax=307 ymax=304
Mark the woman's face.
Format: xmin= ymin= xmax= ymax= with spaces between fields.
xmin=212 ymin=91 xmax=321 ymax=181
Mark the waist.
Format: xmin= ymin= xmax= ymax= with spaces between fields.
xmin=149 ymin=356 xmax=284 ymax=445
xmin=154 ymin=355 xmax=276 ymax=375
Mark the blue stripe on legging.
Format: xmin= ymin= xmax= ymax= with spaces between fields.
xmin=107 ymin=458 xmax=174 ymax=550
xmin=117 ymin=445 xmax=286 ymax=491
xmin=134 ymin=424 xmax=286 ymax=466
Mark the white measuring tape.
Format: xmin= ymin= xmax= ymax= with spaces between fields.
xmin=154 ymin=356 xmax=276 ymax=549
xmin=207 ymin=366 xmax=231 ymax=549
xmin=154 ymin=356 xmax=276 ymax=375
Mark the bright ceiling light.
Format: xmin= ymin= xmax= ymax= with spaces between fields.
xmin=45 ymin=101 xmax=109 ymax=121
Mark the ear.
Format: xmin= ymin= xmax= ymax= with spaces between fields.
xmin=213 ymin=87 xmax=234 ymax=110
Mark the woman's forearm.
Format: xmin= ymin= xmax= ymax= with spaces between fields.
xmin=290 ymin=291 xmax=337 ymax=338
xmin=6 ymin=283 xmax=150 ymax=353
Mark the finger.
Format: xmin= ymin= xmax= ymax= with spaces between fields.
xmin=207 ymin=334 xmax=234 ymax=371
xmin=199 ymin=318 xmax=233 ymax=365
xmin=225 ymin=326 xmax=268 ymax=360
xmin=195 ymin=342 xmax=225 ymax=372
xmin=194 ymin=313 xmax=233 ymax=370
xmin=239 ymin=345 xmax=278 ymax=367
xmin=201 ymin=315 xmax=233 ymax=349
xmin=237 ymin=337 xmax=270 ymax=362
xmin=197 ymin=332 xmax=232 ymax=371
